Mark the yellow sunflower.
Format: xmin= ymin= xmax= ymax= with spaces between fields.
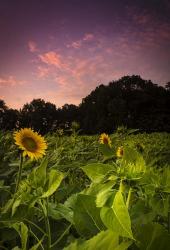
xmin=116 ymin=146 xmax=124 ymax=157
xmin=13 ymin=128 xmax=47 ymax=160
xmin=99 ymin=133 xmax=111 ymax=147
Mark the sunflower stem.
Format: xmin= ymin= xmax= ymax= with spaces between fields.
xmin=39 ymin=199 xmax=51 ymax=250
xmin=51 ymin=224 xmax=72 ymax=248
xmin=126 ymin=187 xmax=132 ymax=209
xmin=168 ymin=195 xmax=170 ymax=234
xmin=15 ymin=154 xmax=23 ymax=193
xmin=119 ymin=179 xmax=124 ymax=193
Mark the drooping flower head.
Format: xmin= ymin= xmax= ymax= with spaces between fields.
xmin=13 ymin=128 xmax=47 ymax=160
xmin=99 ymin=133 xmax=111 ymax=147
xmin=116 ymin=146 xmax=124 ymax=157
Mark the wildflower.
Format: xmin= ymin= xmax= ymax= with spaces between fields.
xmin=116 ymin=146 xmax=124 ymax=157
xmin=13 ymin=128 xmax=47 ymax=160
xmin=99 ymin=133 xmax=111 ymax=147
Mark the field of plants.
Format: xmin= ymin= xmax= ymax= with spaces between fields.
xmin=0 ymin=127 xmax=170 ymax=250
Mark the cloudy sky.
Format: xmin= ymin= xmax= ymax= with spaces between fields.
xmin=0 ymin=0 xmax=170 ymax=109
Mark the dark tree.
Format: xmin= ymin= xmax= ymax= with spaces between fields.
xmin=57 ymin=104 xmax=80 ymax=129
xmin=19 ymin=99 xmax=57 ymax=134
xmin=0 ymin=100 xmax=19 ymax=130
xmin=79 ymin=75 xmax=170 ymax=133
xmin=0 ymin=75 xmax=170 ymax=134
xmin=165 ymin=82 xmax=170 ymax=91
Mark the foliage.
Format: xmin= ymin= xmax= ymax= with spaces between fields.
xmin=0 ymin=130 xmax=170 ymax=249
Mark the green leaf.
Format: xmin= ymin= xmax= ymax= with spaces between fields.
xmin=119 ymin=147 xmax=146 ymax=180
xmin=64 ymin=193 xmax=78 ymax=210
xmin=12 ymin=222 xmax=28 ymax=250
xmin=84 ymin=181 xmax=116 ymax=207
xmin=2 ymin=198 xmax=14 ymax=214
xmin=81 ymin=163 xmax=114 ymax=183
xmin=100 ymin=191 xmax=133 ymax=239
xmin=73 ymin=194 xmax=105 ymax=238
xmin=99 ymin=144 xmax=115 ymax=158
xmin=161 ymin=167 xmax=170 ymax=193
xmin=130 ymin=200 xmax=155 ymax=226
xmin=30 ymin=158 xmax=48 ymax=188
xmin=137 ymin=223 xmax=170 ymax=250
xmin=114 ymin=241 xmax=132 ymax=250
xmin=48 ymin=203 xmax=74 ymax=224
xmin=42 ymin=169 xmax=64 ymax=198
xmin=64 ymin=230 xmax=132 ymax=250
xmin=95 ymin=182 xmax=115 ymax=207
xmin=12 ymin=199 xmax=21 ymax=216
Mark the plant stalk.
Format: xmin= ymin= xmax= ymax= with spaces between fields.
xmin=40 ymin=200 xmax=51 ymax=250
xmin=51 ymin=224 xmax=72 ymax=248
xmin=168 ymin=194 xmax=170 ymax=234
xmin=15 ymin=154 xmax=23 ymax=193
xmin=119 ymin=179 xmax=124 ymax=193
xmin=126 ymin=187 xmax=132 ymax=209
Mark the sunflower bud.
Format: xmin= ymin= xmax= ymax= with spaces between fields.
xmin=116 ymin=146 xmax=124 ymax=157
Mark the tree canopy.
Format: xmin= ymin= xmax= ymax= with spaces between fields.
xmin=0 ymin=75 xmax=170 ymax=134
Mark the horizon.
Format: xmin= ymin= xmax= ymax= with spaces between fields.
xmin=0 ymin=0 xmax=170 ymax=109
xmin=1 ymin=74 xmax=168 ymax=111
xmin=0 ymin=74 xmax=168 ymax=111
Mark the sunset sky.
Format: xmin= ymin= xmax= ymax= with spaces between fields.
xmin=0 ymin=0 xmax=170 ymax=109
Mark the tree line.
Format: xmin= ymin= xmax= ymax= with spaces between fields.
xmin=1 ymin=75 xmax=170 ymax=134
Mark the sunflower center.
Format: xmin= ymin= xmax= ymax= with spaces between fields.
xmin=103 ymin=137 xmax=108 ymax=144
xmin=22 ymin=137 xmax=38 ymax=152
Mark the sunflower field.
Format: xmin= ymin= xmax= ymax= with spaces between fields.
xmin=0 ymin=127 xmax=170 ymax=250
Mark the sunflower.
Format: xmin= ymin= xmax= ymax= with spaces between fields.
xmin=13 ymin=128 xmax=47 ymax=160
xmin=99 ymin=133 xmax=111 ymax=147
xmin=116 ymin=146 xmax=124 ymax=157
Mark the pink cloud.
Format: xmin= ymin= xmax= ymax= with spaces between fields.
xmin=67 ymin=33 xmax=95 ymax=49
xmin=0 ymin=76 xmax=26 ymax=87
xmin=70 ymin=41 xmax=82 ymax=49
xmin=83 ymin=33 xmax=94 ymax=41
xmin=39 ymin=51 xmax=63 ymax=68
xmin=55 ymin=76 xmax=68 ymax=86
xmin=28 ymin=40 xmax=38 ymax=52
xmin=37 ymin=66 xmax=50 ymax=78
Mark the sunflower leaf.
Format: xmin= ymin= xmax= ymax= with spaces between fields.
xmin=100 ymin=190 xmax=134 ymax=239
xmin=81 ymin=163 xmax=114 ymax=183
xmin=30 ymin=158 xmax=47 ymax=188
xmin=42 ymin=169 xmax=64 ymax=198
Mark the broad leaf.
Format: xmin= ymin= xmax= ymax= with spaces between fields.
xmin=12 ymin=222 xmax=28 ymax=250
xmin=48 ymin=203 xmax=74 ymax=224
xmin=42 ymin=169 xmax=64 ymax=198
xmin=30 ymin=158 xmax=48 ymax=188
xmin=12 ymin=199 xmax=21 ymax=216
xmin=82 ymin=163 xmax=114 ymax=183
xmin=95 ymin=182 xmax=115 ymax=207
xmin=64 ymin=230 xmax=132 ymax=250
xmin=137 ymin=223 xmax=170 ymax=250
xmin=100 ymin=191 xmax=133 ymax=239
xmin=73 ymin=194 xmax=105 ymax=238
xmin=99 ymin=144 xmax=115 ymax=158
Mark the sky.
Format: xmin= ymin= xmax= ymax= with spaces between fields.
xmin=0 ymin=0 xmax=170 ymax=109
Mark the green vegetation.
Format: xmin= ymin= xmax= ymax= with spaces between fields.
xmin=0 ymin=129 xmax=170 ymax=249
